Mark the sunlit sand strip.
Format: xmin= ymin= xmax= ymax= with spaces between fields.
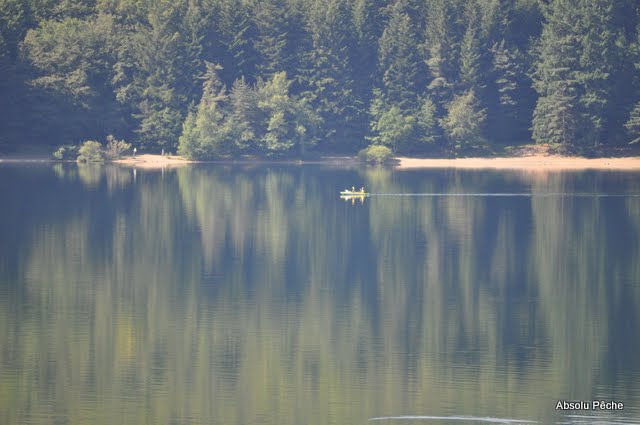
xmin=395 ymin=156 xmax=640 ymax=170
xmin=369 ymin=415 xmax=537 ymax=423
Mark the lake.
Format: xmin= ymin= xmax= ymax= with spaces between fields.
xmin=1 ymin=163 xmax=639 ymax=425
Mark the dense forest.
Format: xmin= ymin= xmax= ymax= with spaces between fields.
xmin=1 ymin=0 xmax=640 ymax=158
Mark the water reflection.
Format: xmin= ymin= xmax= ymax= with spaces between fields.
xmin=0 ymin=164 xmax=639 ymax=425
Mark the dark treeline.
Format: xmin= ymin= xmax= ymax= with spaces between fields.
xmin=1 ymin=0 xmax=640 ymax=158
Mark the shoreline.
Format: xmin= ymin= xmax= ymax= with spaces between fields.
xmin=394 ymin=155 xmax=640 ymax=170
xmin=2 ymin=153 xmax=640 ymax=170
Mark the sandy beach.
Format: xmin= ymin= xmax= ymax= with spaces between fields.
xmin=114 ymin=154 xmax=194 ymax=168
xmin=3 ymin=152 xmax=640 ymax=170
xmin=395 ymin=155 xmax=640 ymax=170
xmin=112 ymin=153 xmax=640 ymax=170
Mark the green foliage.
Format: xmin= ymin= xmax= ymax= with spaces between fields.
xmin=531 ymin=0 xmax=625 ymax=150
xmin=1 ymin=0 xmax=639 ymax=155
xmin=490 ymin=40 xmax=532 ymax=143
xmin=415 ymin=97 xmax=440 ymax=146
xmin=358 ymin=144 xmax=394 ymax=164
xmin=369 ymin=90 xmax=441 ymax=154
xmin=253 ymin=0 xmax=297 ymax=79
xmin=377 ymin=2 xmax=424 ymax=110
xmin=371 ymin=106 xmax=414 ymax=152
xmin=425 ymin=0 xmax=460 ymax=100
xmin=178 ymin=63 xmax=233 ymax=160
xmin=178 ymin=66 xmax=319 ymax=159
xmin=103 ymin=134 xmax=131 ymax=159
xmin=52 ymin=144 xmax=79 ymax=160
xmin=303 ymin=0 xmax=361 ymax=149
xmin=459 ymin=2 xmax=484 ymax=92
xmin=77 ymin=140 xmax=104 ymax=162
xmin=441 ymin=90 xmax=487 ymax=153
xmin=625 ymin=103 xmax=640 ymax=144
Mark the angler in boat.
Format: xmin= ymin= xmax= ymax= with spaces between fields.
xmin=340 ymin=186 xmax=369 ymax=196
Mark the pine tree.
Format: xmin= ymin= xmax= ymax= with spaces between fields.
xmin=532 ymin=0 xmax=622 ymax=150
xmin=304 ymin=0 xmax=360 ymax=149
xmin=489 ymin=40 xmax=531 ymax=143
xmin=415 ymin=97 xmax=440 ymax=147
xmin=0 ymin=32 xmax=10 ymax=148
xmin=256 ymin=71 xmax=318 ymax=156
xmin=229 ymin=76 xmax=259 ymax=152
xmin=576 ymin=0 xmax=619 ymax=147
xmin=460 ymin=2 xmax=484 ymax=92
xmin=425 ymin=0 xmax=461 ymax=105
xmin=368 ymin=91 xmax=415 ymax=153
xmin=625 ymin=29 xmax=640 ymax=145
xmin=441 ymin=89 xmax=487 ymax=152
xmin=624 ymin=103 xmax=640 ymax=144
xmin=531 ymin=0 xmax=583 ymax=149
xmin=352 ymin=0 xmax=384 ymax=102
xmin=218 ymin=0 xmax=258 ymax=84
xmin=252 ymin=0 xmax=295 ymax=79
xmin=378 ymin=2 xmax=424 ymax=111
xmin=129 ymin=0 xmax=206 ymax=151
xmin=178 ymin=63 xmax=234 ymax=158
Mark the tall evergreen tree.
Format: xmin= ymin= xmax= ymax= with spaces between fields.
xmin=229 ymin=76 xmax=259 ymax=152
xmin=217 ymin=0 xmax=258 ymax=84
xmin=130 ymin=0 xmax=205 ymax=151
xmin=425 ymin=0 xmax=461 ymax=106
xmin=441 ymin=89 xmax=487 ymax=152
xmin=576 ymin=0 xmax=620 ymax=147
xmin=531 ymin=0 xmax=585 ymax=149
xmin=22 ymin=14 xmax=125 ymax=142
xmin=304 ymin=0 xmax=361 ymax=149
xmin=489 ymin=40 xmax=531 ymax=143
xmin=252 ymin=0 xmax=296 ymax=79
xmin=377 ymin=1 xmax=424 ymax=111
xmin=178 ymin=62 xmax=234 ymax=158
xmin=625 ymin=29 xmax=640 ymax=145
xmin=352 ymin=0 xmax=385 ymax=109
xmin=460 ymin=1 xmax=485 ymax=92
xmin=532 ymin=0 xmax=622 ymax=150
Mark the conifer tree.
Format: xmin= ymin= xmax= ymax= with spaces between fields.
xmin=304 ymin=0 xmax=360 ymax=148
xmin=425 ymin=0 xmax=461 ymax=106
xmin=252 ymin=0 xmax=296 ymax=79
xmin=377 ymin=2 xmax=424 ymax=111
xmin=218 ymin=0 xmax=258 ymax=84
xmin=130 ymin=0 xmax=206 ymax=151
xmin=352 ymin=0 xmax=384 ymax=104
xmin=178 ymin=63 xmax=234 ymax=158
xmin=576 ymin=0 xmax=619 ymax=147
xmin=490 ymin=40 xmax=531 ymax=143
xmin=531 ymin=0 xmax=583 ymax=149
xmin=532 ymin=0 xmax=621 ymax=150
xmin=460 ymin=2 xmax=484 ymax=92
xmin=624 ymin=103 xmax=640 ymax=144
xmin=441 ymin=89 xmax=487 ymax=152
xmin=228 ymin=77 xmax=259 ymax=153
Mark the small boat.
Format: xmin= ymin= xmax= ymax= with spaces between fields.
xmin=340 ymin=190 xmax=370 ymax=196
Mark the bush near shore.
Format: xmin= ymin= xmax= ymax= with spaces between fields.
xmin=358 ymin=145 xmax=394 ymax=165
xmin=54 ymin=135 xmax=131 ymax=163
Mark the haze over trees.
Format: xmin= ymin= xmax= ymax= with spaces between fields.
xmin=1 ymin=0 xmax=640 ymax=157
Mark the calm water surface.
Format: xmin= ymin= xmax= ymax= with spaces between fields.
xmin=1 ymin=164 xmax=639 ymax=425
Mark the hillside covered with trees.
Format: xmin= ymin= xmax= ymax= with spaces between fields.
xmin=1 ymin=0 xmax=640 ymax=158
